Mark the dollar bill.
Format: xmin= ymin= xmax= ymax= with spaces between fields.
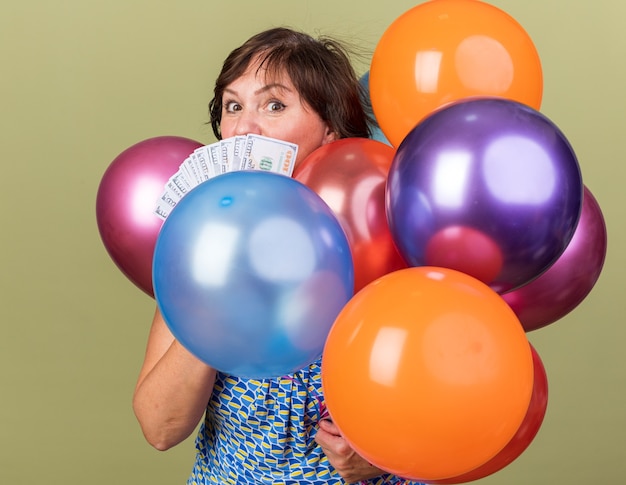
xmin=188 ymin=152 xmax=204 ymax=185
xmin=154 ymin=180 xmax=183 ymax=220
xmin=207 ymin=142 xmax=223 ymax=176
xmin=181 ymin=157 xmax=201 ymax=188
xmin=241 ymin=134 xmax=298 ymax=176
xmin=170 ymin=169 xmax=191 ymax=195
xmin=194 ymin=146 xmax=213 ymax=180
xmin=229 ymin=135 xmax=247 ymax=171
xmin=220 ymin=137 xmax=235 ymax=174
xmin=165 ymin=177 xmax=184 ymax=200
xmin=154 ymin=191 xmax=177 ymax=220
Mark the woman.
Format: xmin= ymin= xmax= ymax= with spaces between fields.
xmin=133 ymin=27 xmax=421 ymax=485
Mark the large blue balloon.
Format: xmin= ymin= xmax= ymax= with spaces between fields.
xmin=387 ymin=98 xmax=583 ymax=293
xmin=153 ymin=171 xmax=354 ymax=378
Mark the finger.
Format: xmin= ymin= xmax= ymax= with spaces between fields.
xmin=318 ymin=418 xmax=341 ymax=436
xmin=315 ymin=427 xmax=347 ymax=449
xmin=315 ymin=428 xmax=353 ymax=456
xmin=314 ymin=426 xmax=338 ymax=448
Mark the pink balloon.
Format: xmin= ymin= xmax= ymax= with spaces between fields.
xmin=502 ymin=186 xmax=607 ymax=331
xmin=96 ymin=136 xmax=203 ymax=296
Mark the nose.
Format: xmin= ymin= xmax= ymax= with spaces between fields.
xmin=233 ymin=110 xmax=262 ymax=136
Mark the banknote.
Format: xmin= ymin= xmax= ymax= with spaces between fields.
xmin=207 ymin=142 xmax=223 ymax=176
xmin=231 ymin=135 xmax=247 ymax=171
xmin=154 ymin=179 xmax=183 ymax=220
xmin=182 ymin=157 xmax=201 ymax=188
xmin=241 ymin=134 xmax=298 ymax=176
xmin=170 ymin=169 xmax=191 ymax=194
xmin=165 ymin=177 xmax=184 ymax=200
xmin=220 ymin=137 xmax=235 ymax=174
xmin=193 ymin=146 xmax=213 ymax=181
xmin=154 ymin=168 xmax=188 ymax=220
xmin=154 ymin=191 xmax=177 ymax=220
xmin=188 ymin=152 xmax=204 ymax=185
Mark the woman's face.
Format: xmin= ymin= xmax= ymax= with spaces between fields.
xmin=219 ymin=58 xmax=336 ymax=166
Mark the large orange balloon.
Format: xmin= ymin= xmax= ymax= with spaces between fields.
xmin=294 ymin=138 xmax=407 ymax=292
xmin=370 ymin=0 xmax=543 ymax=146
xmin=322 ymin=267 xmax=534 ymax=481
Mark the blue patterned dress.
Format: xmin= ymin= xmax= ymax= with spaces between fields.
xmin=187 ymin=358 xmax=422 ymax=485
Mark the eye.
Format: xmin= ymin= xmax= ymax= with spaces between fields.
xmin=267 ymin=101 xmax=286 ymax=112
xmin=224 ymin=100 xmax=242 ymax=113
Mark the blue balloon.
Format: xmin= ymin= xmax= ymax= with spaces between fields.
xmin=153 ymin=171 xmax=354 ymax=378
xmin=386 ymin=98 xmax=583 ymax=294
xmin=359 ymin=71 xmax=392 ymax=146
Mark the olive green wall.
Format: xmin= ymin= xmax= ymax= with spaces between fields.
xmin=2 ymin=1 xmax=623 ymax=484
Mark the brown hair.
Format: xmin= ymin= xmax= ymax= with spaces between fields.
xmin=208 ymin=27 xmax=370 ymax=140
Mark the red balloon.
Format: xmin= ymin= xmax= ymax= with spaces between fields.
xmin=425 ymin=225 xmax=504 ymax=285
xmin=294 ymin=138 xmax=407 ymax=292
xmin=96 ymin=136 xmax=203 ymax=296
xmin=502 ymin=186 xmax=607 ymax=331
xmin=431 ymin=344 xmax=548 ymax=483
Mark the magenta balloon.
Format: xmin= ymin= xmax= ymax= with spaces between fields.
xmin=502 ymin=186 xmax=607 ymax=331
xmin=96 ymin=136 xmax=203 ymax=296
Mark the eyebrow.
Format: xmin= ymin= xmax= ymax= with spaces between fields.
xmin=223 ymin=83 xmax=293 ymax=97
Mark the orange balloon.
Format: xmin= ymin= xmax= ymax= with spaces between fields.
xmin=370 ymin=0 xmax=543 ymax=146
xmin=322 ymin=267 xmax=534 ymax=481
xmin=294 ymin=138 xmax=407 ymax=292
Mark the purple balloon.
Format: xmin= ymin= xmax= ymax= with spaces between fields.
xmin=96 ymin=136 xmax=203 ymax=296
xmin=502 ymin=186 xmax=607 ymax=331
xmin=386 ymin=98 xmax=583 ymax=293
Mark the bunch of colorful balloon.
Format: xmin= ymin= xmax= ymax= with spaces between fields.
xmin=314 ymin=0 xmax=607 ymax=483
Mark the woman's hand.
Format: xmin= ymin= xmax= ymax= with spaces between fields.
xmin=315 ymin=419 xmax=386 ymax=484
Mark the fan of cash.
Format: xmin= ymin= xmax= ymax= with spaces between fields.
xmin=155 ymin=134 xmax=299 ymax=220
